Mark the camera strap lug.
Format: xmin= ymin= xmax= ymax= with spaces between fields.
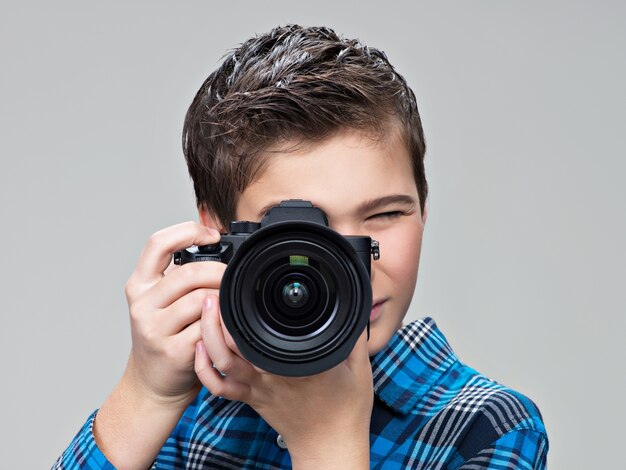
xmin=371 ymin=239 xmax=380 ymax=260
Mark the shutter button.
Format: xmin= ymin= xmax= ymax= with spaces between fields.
xmin=276 ymin=434 xmax=287 ymax=449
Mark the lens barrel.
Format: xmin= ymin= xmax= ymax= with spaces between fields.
xmin=219 ymin=221 xmax=372 ymax=377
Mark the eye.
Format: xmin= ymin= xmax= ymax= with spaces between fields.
xmin=368 ymin=211 xmax=403 ymax=220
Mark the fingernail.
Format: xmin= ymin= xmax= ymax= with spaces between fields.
xmin=205 ymin=296 xmax=214 ymax=311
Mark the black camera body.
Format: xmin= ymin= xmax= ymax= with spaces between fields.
xmin=174 ymin=200 xmax=380 ymax=377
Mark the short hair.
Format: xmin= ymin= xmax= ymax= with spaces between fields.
xmin=183 ymin=24 xmax=427 ymax=227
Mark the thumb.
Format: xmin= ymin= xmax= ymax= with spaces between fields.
xmin=346 ymin=327 xmax=371 ymax=370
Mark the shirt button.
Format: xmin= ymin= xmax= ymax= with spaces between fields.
xmin=276 ymin=434 xmax=287 ymax=449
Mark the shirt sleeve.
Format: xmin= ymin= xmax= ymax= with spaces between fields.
xmin=51 ymin=410 xmax=116 ymax=469
xmin=456 ymin=428 xmax=548 ymax=470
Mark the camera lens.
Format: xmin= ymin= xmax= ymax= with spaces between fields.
xmin=282 ymin=281 xmax=309 ymax=308
xmin=220 ymin=222 xmax=371 ymax=377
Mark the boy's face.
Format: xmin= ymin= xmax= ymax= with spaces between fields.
xmin=204 ymin=128 xmax=426 ymax=355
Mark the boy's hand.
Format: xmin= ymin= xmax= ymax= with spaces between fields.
xmin=195 ymin=295 xmax=373 ymax=469
xmin=93 ymin=222 xmax=226 ymax=469
xmin=123 ymin=221 xmax=226 ymax=405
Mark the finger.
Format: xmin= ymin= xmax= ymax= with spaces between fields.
xmin=133 ymin=221 xmax=221 ymax=285
xmin=163 ymin=258 xmax=177 ymax=276
xmin=195 ymin=340 xmax=251 ymax=401
xmin=219 ymin=309 xmax=246 ymax=360
xmin=174 ymin=319 xmax=203 ymax=363
xmin=145 ymin=261 xmax=226 ymax=309
xmin=159 ymin=287 xmax=219 ymax=335
xmin=346 ymin=328 xmax=371 ymax=370
xmin=201 ymin=295 xmax=256 ymax=381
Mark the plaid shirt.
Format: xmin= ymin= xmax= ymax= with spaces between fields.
xmin=53 ymin=318 xmax=548 ymax=469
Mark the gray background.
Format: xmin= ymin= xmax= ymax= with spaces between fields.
xmin=1 ymin=1 xmax=624 ymax=468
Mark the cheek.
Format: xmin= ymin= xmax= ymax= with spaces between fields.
xmin=373 ymin=224 xmax=422 ymax=299
xmin=374 ymin=222 xmax=423 ymax=286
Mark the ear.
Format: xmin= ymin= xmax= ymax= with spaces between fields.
xmin=198 ymin=205 xmax=226 ymax=233
xmin=421 ymin=201 xmax=428 ymax=224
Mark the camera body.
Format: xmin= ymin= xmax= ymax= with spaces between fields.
xmin=174 ymin=200 xmax=380 ymax=377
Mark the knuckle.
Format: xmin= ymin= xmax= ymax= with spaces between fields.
xmin=199 ymin=261 xmax=226 ymax=282
xmin=191 ymin=288 xmax=213 ymax=308
xmin=214 ymin=357 xmax=233 ymax=375
xmin=162 ymin=342 xmax=179 ymax=362
xmin=139 ymin=325 xmax=159 ymax=345
xmin=177 ymin=264 xmax=198 ymax=285
xmin=180 ymin=221 xmax=203 ymax=240
xmin=146 ymin=229 xmax=165 ymax=251
xmin=180 ymin=262 xmax=223 ymax=288
xmin=208 ymin=382 xmax=225 ymax=397
xmin=192 ymin=288 xmax=210 ymax=301
xmin=124 ymin=279 xmax=137 ymax=299
xmin=128 ymin=301 xmax=142 ymax=322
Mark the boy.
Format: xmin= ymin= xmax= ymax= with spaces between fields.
xmin=54 ymin=25 xmax=548 ymax=469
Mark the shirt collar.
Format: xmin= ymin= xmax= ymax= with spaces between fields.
xmin=370 ymin=317 xmax=458 ymax=415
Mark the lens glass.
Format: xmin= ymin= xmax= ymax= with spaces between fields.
xmin=254 ymin=253 xmax=336 ymax=338
xmin=282 ymin=281 xmax=309 ymax=308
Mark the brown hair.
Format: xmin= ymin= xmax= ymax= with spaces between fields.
xmin=183 ymin=25 xmax=427 ymax=227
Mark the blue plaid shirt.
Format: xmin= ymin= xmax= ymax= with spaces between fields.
xmin=54 ymin=318 xmax=548 ymax=469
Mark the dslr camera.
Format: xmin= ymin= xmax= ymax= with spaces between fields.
xmin=174 ymin=200 xmax=380 ymax=377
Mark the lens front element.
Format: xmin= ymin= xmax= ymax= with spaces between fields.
xmin=282 ymin=281 xmax=309 ymax=308
xmin=260 ymin=255 xmax=333 ymax=338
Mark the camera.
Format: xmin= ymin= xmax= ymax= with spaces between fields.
xmin=174 ymin=200 xmax=380 ymax=377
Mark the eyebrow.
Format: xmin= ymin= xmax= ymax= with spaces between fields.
xmin=356 ymin=194 xmax=417 ymax=214
xmin=256 ymin=194 xmax=417 ymax=219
